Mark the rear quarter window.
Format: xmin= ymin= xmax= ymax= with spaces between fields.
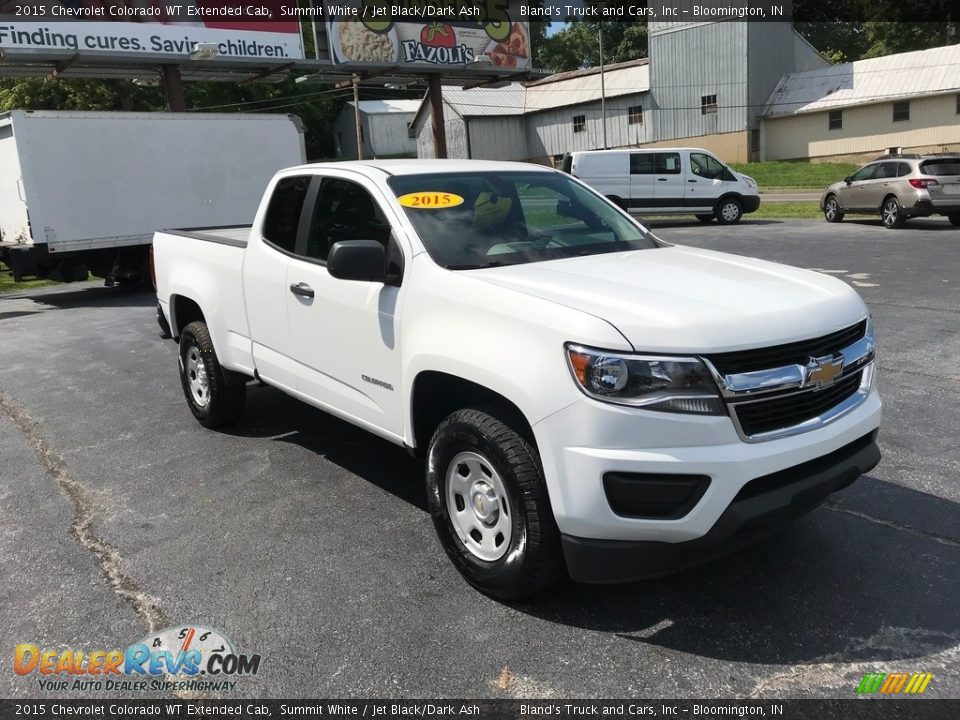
xmin=919 ymin=160 xmax=960 ymax=176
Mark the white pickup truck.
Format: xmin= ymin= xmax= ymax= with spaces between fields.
xmin=153 ymin=159 xmax=881 ymax=599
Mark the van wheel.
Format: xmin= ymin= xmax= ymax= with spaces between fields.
xmin=178 ymin=321 xmax=245 ymax=428
xmin=881 ymin=196 xmax=906 ymax=229
xmin=426 ymin=407 xmax=565 ymax=599
xmin=695 ymin=214 xmax=714 ymax=223
xmin=823 ymin=195 xmax=845 ymax=223
xmin=948 ymin=214 xmax=960 ymax=227
xmin=715 ymin=198 xmax=743 ymax=225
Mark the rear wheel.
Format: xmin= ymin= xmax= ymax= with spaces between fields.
xmin=881 ymin=196 xmax=906 ymax=229
xmin=823 ymin=195 xmax=845 ymax=223
xmin=178 ymin=321 xmax=245 ymax=428
xmin=426 ymin=407 xmax=564 ymax=599
xmin=715 ymin=197 xmax=743 ymax=225
xmin=695 ymin=214 xmax=714 ymax=223
xmin=948 ymin=214 xmax=960 ymax=227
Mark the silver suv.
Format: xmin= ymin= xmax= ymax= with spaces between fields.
xmin=820 ymin=154 xmax=960 ymax=229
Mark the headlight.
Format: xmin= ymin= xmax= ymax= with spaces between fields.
xmin=565 ymin=344 xmax=724 ymax=414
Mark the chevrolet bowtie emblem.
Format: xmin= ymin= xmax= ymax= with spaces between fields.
xmin=805 ymin=355 xmax=844 ymax=389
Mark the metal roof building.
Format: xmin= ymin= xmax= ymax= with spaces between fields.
xmin=762 ymin=43 xmax=960 ymax=160
xmin=334 ymin=99 xmax=421 ymax=160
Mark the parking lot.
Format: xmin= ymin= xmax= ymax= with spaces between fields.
xmin=1 ymin=216 xmax=957 ymax=699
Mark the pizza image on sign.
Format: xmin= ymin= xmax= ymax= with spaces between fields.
xmin=486 ymin=23 xmax=529 ymax=69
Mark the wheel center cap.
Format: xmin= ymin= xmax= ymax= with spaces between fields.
xmin=470 ymin=483 xmax=498 ymax=522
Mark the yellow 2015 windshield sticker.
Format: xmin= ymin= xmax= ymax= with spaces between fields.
xmin=397 ymin=192 xmax=464 ymax=209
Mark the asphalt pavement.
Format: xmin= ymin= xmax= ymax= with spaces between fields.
xmin=1 ymin=216 xmax=957 ymax=699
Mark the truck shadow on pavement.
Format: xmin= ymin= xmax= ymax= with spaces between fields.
xmin=228 ymin=385 xmax=959 ymax=667
xmin=0 ymin=284 xmax=155 ymax=309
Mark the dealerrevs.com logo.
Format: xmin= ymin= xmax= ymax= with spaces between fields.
xmin=14 ymin=625 xmax=260 ymax=693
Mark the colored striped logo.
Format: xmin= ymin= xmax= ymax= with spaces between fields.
xmin=857 ymin=672 xmax=933 ymax=694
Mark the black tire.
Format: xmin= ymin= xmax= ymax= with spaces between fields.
xmin=426 ymin=406 xmax=564 ymax=599
xmin=948 ymin=214 xmax=960 ymax=227
xmin=715 ymin=197 xmax=743 ymax=225
xmin=823 ymin=194 xmax=845 ymax=223
xmin=178 ymin=321 xmax=245 ymax=428
xmin=881 ymin=196 xmax=906 ymax=229
xmin=695 ymin=214 xmax=714 ymax=223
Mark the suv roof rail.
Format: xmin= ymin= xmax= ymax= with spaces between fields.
xmin=874 ymin=153 xmax=922 ymax=161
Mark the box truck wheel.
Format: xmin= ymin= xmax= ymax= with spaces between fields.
xmin=715 ymin=197 xmax=743 ymax=225
xmin=426 ymin=407 xmax=564 ymax=599
xmin=178 ymin=321 xmax=245 ymax=428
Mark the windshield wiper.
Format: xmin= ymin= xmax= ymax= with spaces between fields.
xmin=445 ymin=261 xmax=504 ymax=270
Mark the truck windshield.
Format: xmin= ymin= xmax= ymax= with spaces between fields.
xmin=387 ymin=171 xmax=658 ymax=269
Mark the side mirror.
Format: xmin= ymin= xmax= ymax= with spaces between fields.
xmin=327 ymin=240 xmax=386 ymax=282
xmin=844 ymin=176 xmax=853 ymax=184
xmin=556 ymin=199 xmax=575 ymax=217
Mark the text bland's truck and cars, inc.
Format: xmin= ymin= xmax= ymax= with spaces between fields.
xmin=153 ymin=159 xmax=881 ymax=599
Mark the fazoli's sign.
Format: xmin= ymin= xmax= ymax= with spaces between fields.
xmin=322 ymin=0 xmax=531 ymax=71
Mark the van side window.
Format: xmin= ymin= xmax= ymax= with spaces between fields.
xmin=630 ymin=154 xmax=654 ymax=175
xmin=655 ymin=153 xmax=681 ymax=175
xmin=690 ymin=153 xmax=726 ymax=180
xmin=262 ymin=176 xmax=311 ymax=253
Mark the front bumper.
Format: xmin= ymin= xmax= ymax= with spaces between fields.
xmin=742 ymin=195 xmax=761 ymax=213
xmin=532 ymin=382 xmax=881 ymax=582
xmin=562 ymin=430 xmax=879 ymax=583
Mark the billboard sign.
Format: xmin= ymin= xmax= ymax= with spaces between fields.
xmin=0 ymin=1 xmax=304 ymax=61
xmin=322 ymin=0 xmax=530 ymax=71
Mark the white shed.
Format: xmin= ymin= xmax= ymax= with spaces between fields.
xmin=333 ymin=99 xmax=421 ymax=160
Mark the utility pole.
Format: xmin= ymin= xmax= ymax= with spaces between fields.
xmin=599 ymin=22 xmax=607 ymax=150
xmin=352 ymin=73 xmax=363 ymax=160
xmin=161 ymin=65 xmax=186 ymax=112
xmin=428 ymin=73 xmax=447 ymax=159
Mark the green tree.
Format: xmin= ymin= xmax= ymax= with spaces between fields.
xmin=537 ymin=20 xmax=647 ymax=72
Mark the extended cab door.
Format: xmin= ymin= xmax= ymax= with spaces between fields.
xmin=283 ymin=173 xmax=405 ymax=440
xmin=244 ymin=174 xmax=316 ymax=392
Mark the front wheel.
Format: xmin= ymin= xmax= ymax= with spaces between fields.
xmin=715 ymin=198 xmax=743 ymax=225
xmin=881 ymin=196 xmax=906 ymax=229
xmin=948 ymin=214 xmax=960 ymax=227
xmin=823 ymin=195 xmax=845 ymax=223
xmin=426 ymin=407 xmax=564 ymax=599
xmin=178 ymin=321 xmax=245 ymax=428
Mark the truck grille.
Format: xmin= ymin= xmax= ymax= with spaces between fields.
xmin=732 ymin=370 xmax=864 ymax=437
xmin=705 ymin=320 xmax=867 ymax=375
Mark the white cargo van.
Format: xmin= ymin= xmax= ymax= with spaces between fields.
xmin=564 ymin=148 xmax=760 ymax=224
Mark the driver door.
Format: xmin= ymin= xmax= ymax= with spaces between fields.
xmin=838 ymin=164 xmax=878 ymax=210
xmin=284 ymin=174 xmax=406 ymax=441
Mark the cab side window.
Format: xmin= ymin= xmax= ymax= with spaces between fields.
xmin=850 ymin=165 xmax=877 ymax=182
xmin=262 ymin=176 xmax=311 ymax=253
xmin=690 ymin=153 xmax=726 ymax=179
xmin=304 ymin=178 xmax=392 ymax=262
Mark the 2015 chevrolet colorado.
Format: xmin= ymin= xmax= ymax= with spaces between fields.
xmin=153 ymin=160 xmax=881 ymax=599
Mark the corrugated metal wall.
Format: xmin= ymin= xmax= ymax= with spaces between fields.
xmin=465 ymin=117 xmax=528 ymax=161
xmin=525 ymin=95 xmax=652 ymax=160
xmin=764 ymin=94 xmax=960 ymax=159
xmin=649 ymin=22 xmax=750 ymax=141
xmin=365 ymin=112 xmax=417 ymax=158
xmin=415 ymin=103 xmax=470 ymax=159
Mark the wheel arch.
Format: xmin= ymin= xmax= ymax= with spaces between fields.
xmin=409 ymin=371 xmax=536 ymax=458
xmin=715 ymin=192 xmax=745 ymax=210
xmin=169 ymin=294 xmax=206 ymax=340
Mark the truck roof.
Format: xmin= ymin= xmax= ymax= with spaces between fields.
xmin=286 ymin=159 xmax=557 ymax=177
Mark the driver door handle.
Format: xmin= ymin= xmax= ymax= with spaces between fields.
xmin=289 ymin=282 xmax=314 ymax=298
xmin=688 ymin=179 xmax=698 ymax=183
xmin=657 ymin=178 xmax=668 ymax=182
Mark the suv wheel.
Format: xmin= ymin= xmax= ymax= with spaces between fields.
xmin=881 ymin=196 xmax=906 ymax=229
xmin=715 ymin=197 xmax=743 ymax=225
xmin=425 ymin=407 xmax=564 ymax=599
xmin=948 ymin=214 xmax=960 ymax=227
xmin=823 ymin=195 xmax=844 ymax=223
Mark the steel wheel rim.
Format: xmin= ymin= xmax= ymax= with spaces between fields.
xmin=883 ymin=200 xmax=898 ymax=225
xmin=721 ymin=202 xmax=740 ymax=221
xmin=825 ymin=198 xmax=838 ymax=220
xmin=185 ymin=346 xmax=210 ymax=408
xmin=445 ymin=451 xmax=512 ymax=562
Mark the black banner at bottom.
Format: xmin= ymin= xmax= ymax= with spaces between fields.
xmin=0 ymin=699 xmax=955 ymax=720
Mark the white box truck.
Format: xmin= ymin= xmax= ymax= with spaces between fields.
xmin=0 ymin=110 xmax=306 ymax=285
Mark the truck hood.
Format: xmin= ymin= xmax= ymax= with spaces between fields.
xmin=465 ymin=245 xmax=867 ymax=353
